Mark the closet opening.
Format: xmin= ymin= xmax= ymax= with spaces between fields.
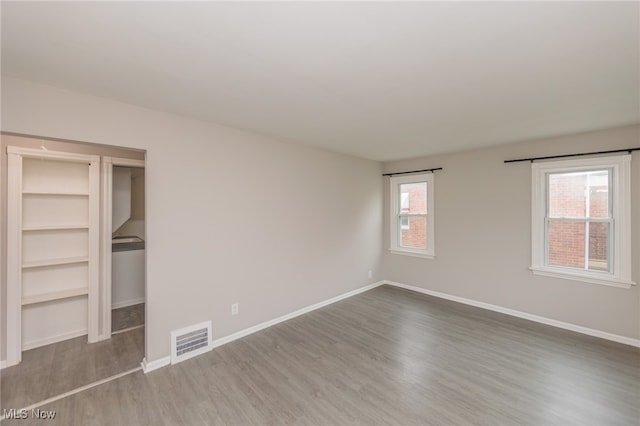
xmin=103 ymin=158 xmax=146 ymax=340
xmin=1 ymin=133 xmax=146 ymax=412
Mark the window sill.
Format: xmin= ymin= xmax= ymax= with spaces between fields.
xmin=530 ymin=267 xmax=636 ymax=289
xmin=389 ymin=249 xmax=435 ymax=260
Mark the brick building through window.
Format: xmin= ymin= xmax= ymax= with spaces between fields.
xmin=531 ymin=155 xmax=632 ymax=288
xmin=390 ymin=172 xmax=434 ymax=258
xmin=548 ymin=170 xmax=609 ymax=271
xmin=399 ymin=182 xmax=427 ymax=249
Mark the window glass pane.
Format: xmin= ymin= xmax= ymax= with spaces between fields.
xmin=399 ymin=182 xmax=427 ymax=214
xmin=400 ymin=216 xmax=427 ymax=249
xmin=400 ymin=191 xmax=409 ymax=212
xmin=588 ymin=222 xmax=609 ymax=272
xmin=588 ymin=172 xmax=609 ymax=219
xmin=548 ymin=170 xmax=609 ymax=219
xmin=548 ymin=221 xmax=585 ymax=269
xmin=400 ymin=215 xmax=409 ymax=230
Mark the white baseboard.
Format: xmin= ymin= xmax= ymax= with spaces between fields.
xmin=0 ymin=360 xmax=7 ymax=369
xmin=22 ymin=328 xmax=88 ymax=351
xmin=210 ymin=281 xmax=385 ymax=350
xmin=384 ymin=280 xmax=640 ymax=348
xmin=141 ymin=281 xmax=385 ymax=374
xmin=141 ymin=356 xmax=170 ymax=373
xmin=112 ymin=297 xmax=145 ymax=310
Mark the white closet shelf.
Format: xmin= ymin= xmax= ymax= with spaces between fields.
xmin=23 ymin=256 xmax=89 ymax=269
xmin=22 ymin=191 xmax=89 ymax=196
xmin=22 ymin=287 xmax=88 ymax=306
xmin=23 ymin=225 xmax=89 ymax=231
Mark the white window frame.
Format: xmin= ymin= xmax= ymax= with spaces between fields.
xmin=531 ymin=155 xmax=634 ymax=288
xmin=389 ymin=173 xmax=435 ymax=259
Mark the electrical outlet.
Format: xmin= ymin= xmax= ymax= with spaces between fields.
xmin=368 ymin=270 xmax=373 ymax=279
xmin=231 ymin=303 xmax=239 ymax=315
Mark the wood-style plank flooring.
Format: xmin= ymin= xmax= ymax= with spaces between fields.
xmin=1 ymin=327 xmax=144 ymax=412
xmin=112 ymin=303 xmax=145 ymax=332
xmin=2 ymin=285 xmax=639 ymax=425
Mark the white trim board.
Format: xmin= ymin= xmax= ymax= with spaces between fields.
xmin=0 ymin=360 xmax=7 ymax=370
xmin=112 ymin=324 xmax=144 ymax=336
xmin=141 ymin=281 xmax=385 ymax=373
xmin=384 ymin=280 xmax=640 ymax=348
xmin=141 ymin=356 xmax=170 ymax=373
xmin=112 ymin=298 xmax=145 ymax=310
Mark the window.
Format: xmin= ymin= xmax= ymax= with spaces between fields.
xmin=531 ymin=155 xmax=634 ymax=288
xmin=390 ymin=173 xmax=435 ymax=258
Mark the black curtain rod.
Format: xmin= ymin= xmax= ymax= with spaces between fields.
xmin=505 ymin=147 xmax=640 ymax=164
xmin=382 ymin=167 xmax=443 ymax=177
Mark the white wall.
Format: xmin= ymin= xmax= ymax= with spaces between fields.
xmin=113 ymin=167 xmax=145 ymax=239
xmin=131 ymin=171 xmax=145 ymax=221
xmin=112 ymin=249 xmax=145 ymax=309
xmin=1 ymin=76 xmax=383 ymax=363
xmin=112 ymin=167 xmax=132 ymax=232
xmin=383 ymin=125 xmax=640 ymax=340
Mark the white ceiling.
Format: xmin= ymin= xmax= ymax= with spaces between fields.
xmin=2 ymin=2 xmax=638 ymax=161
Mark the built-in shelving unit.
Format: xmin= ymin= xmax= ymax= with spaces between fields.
xmin=7 ymin=147 xmax=100 ymax=363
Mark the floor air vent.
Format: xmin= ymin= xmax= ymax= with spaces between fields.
xmin=170 ymin=321 xmax=212 ymax=364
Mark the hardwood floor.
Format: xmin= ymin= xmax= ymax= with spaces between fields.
xmin=0 ymin=327 xmax=144 ymax=412
xmin=112 ymin=303 xmax=145 ymax=332
xmin=2 ymin=285 xmax=639 ymax=425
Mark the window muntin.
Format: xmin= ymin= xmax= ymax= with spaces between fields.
xmin=390 ymin=173 xmax=434 ymax=258
xmin=531 ymin=155 xmax=633 ymax=288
